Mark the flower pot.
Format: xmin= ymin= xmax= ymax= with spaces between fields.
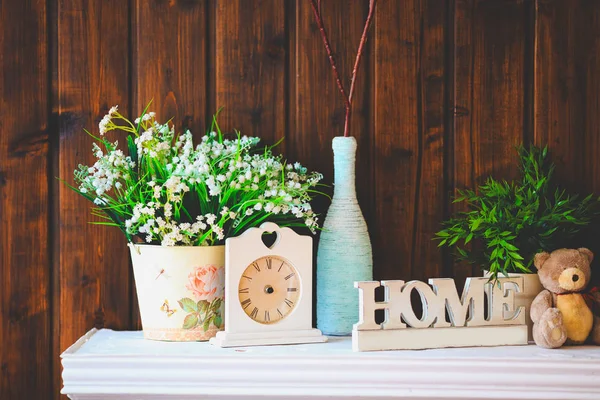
xmin=129 ymin=244 xmax=225 ymax=341
xmin=316 ymin=136 xmax=373 ymax=335
xmin=484 ymin=271 xmax=542 ymax=342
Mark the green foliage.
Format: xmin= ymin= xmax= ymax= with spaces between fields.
xmin=66 ymin=104 xmax=325 ymax=246
xmin=179 ymin=297 xmax=223 ymax=331
xmin=436 ymin=146 xmax=600 ymax=281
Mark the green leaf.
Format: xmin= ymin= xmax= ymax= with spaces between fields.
xmin=183 ymin=313 xmax=199 ymax=329
xmin=203 ymin=315 xmax=213 ymax=332
xmin=471 ymin=219 xmax=482 ymax=231
xmin=490 ymin=261 xmax=500 ymax=273
xmin=214 ymin=314 xmax=223 ymax=328
xmin=513 ymin=261 xmax=530 ymax=273
xmin=465 ymin=232 xmax=474 ymax=244
xmin=212 ymin=297 xmax=223 ymax=311
xmin=540 ymin=226 xmax=558 ymax=237
xmin=491 ymin=247 xmax=499 ymax=259
xmin=197 ymin=300 xmax=209 ymax=314
xmin=178 ymin=298 xmax=198 ymax=313
xmin=500 ymin=241 xmax=519 ymax=252
xmin=497 ymin=248 xmax=504 ymax=259
xmin=509 ymin=251 xmax=524 ymax=260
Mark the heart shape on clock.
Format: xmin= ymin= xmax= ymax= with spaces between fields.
xmin=261 ymin=231 xmax=279 ymax=249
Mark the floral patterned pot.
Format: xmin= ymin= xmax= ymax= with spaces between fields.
xmin=129 ymin=244 xmax=225 ymax=341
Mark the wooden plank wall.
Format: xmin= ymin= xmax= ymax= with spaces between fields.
xmin=1 ymin=1 xmax=600 ymax=398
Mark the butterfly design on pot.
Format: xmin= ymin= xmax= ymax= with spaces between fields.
xmin=160 ymin=300 xmax=177 ymax=317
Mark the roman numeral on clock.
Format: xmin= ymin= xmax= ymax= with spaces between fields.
xmin=252 ymin=262 xmax=260 ymax=272
xmin=284 ymin=273 xmax=295 ymax=280
xmin=284 ymin=298 xmax=294 ymax=307
xmin=278 ymin=261 xmax=284 ymax=272
xmin=277 ymin=308 xmax=283 ymax=317
xmin=239 ymin=288 xmax=249 ymax=294
xmin=264 ymin=310 xmax=270 ymax=322
xmin=241 ymin=298 xmax=252 ymax=309
xmin=250 ymin=307 xmax=258 ymax=319
xmin=266 ymin=258 xmax=272 ymax=269
xmin=287 ymin=288 xmax=297 ymax=292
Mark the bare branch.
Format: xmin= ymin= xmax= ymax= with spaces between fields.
xmin=309 ymin=0 xmax=351 ymax=111
xmin=348 ymin=0 xmax=377 ymax=106
xmin=344 ymin=0 xmax=377 ymax=138
xmin=309 ymin=0 xmax=378 ymax=137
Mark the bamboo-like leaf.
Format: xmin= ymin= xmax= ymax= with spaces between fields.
xmin=436 ymin=144 xmax=600 ymax=277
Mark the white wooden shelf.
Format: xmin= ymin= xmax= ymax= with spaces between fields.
xmin=62 ymin=328 xmax=600 ymax=400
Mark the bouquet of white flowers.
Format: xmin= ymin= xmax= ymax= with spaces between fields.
xmin=68 ymin=105 xmax=324 ymax=246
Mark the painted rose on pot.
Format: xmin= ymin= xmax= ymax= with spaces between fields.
xmin=186 ymin=265 xmax=224 ymax=301
xmin=178 ymin=264 xmax=225 ymax=333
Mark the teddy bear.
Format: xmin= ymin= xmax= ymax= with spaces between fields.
xmin=531 ymin=248 xmax=600 ymax=348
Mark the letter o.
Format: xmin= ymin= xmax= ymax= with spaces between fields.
xmin=400 ymin=281 xmax=439 ymax=328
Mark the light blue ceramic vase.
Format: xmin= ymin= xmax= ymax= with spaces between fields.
xmin=316 ymin=136 xmax=373 ymax=335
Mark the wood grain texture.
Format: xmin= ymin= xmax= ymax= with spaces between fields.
xmin=215 ymin=0 xmax=286 ymax=145
xmin=56 ymin=1 xmax=132 ymax=394
xmin=0 ymin=1 xmax=51 ymax=399
xmin=454 ymin=0 xmax=528 ymax=187
xmin=373 ymin=0 xmax=446 ymax=281
xmin=451 ymin=0 xmax=529 ymax=283
xmin=134 ymin=0 xmax=208 ymax=137
xmin=534 ymin=0 xmax=600 ymax=257
xmin=534 ymin=0 xmax=600 ymax=194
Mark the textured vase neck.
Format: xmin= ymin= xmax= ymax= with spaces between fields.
xmin=332 ymin=136 xmax=357 ymax=199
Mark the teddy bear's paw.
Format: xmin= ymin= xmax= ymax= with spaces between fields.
xmin=534 ymin=308 xmax=567 ymax=348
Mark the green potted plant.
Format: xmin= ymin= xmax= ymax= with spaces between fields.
xmin=65 ymin=104 xmax=325 ymax=341
xmin=436 ymin=145 xmax=600 ymax=339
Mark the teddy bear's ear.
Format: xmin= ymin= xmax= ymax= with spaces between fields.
xmin=578 ymin=247 xmax=594 ymax=263
xmin=534 ymin=252 xmax=551 ymax=270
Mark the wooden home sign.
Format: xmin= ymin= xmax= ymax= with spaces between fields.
xmin=352 ymin=277 xmax=528 ymax=352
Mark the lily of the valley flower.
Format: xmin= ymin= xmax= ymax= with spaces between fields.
xmin=73 ymin=105 xmax=324 ymax=246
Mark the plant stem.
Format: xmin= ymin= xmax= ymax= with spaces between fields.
xmin=309 ymin=0 xmax=350 ymax=110
xmin=309 ymin=0 xmax=377 ymax=138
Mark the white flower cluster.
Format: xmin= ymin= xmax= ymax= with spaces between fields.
xmin=126 ymin=200 xmax=224 ymax=246
xmin=74 ymin=106 xmax=323 ymax=246
xmin=99 ymin=106 xmax=119 ymax=135
xmin=76 ymin=141 xmax=135 ymax=200
xmin=134 ymin=119 xmax=172 ymax=160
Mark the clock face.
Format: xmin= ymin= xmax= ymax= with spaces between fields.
xmin=238 ymin=255 xmax=301 ymax=325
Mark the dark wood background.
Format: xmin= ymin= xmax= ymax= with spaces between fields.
xmin=2 ymin=0 xmax=600 ymax=398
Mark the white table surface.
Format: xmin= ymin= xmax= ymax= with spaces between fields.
xmin=61 ymin=328 xmax=600 ymax=400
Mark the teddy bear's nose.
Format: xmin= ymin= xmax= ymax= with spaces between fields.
xmin=572 ymin=274 xmax=579 ymax=282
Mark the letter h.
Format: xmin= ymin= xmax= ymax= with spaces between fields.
xmin=354 ymin=281 xmax=406 ymax=331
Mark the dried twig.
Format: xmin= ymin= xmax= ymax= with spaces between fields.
xmin=309 ymin=0 xmax=377 ymax=138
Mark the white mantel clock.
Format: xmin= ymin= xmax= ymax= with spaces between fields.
xmin=210 ymin=222 xmax=327 ymax=347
